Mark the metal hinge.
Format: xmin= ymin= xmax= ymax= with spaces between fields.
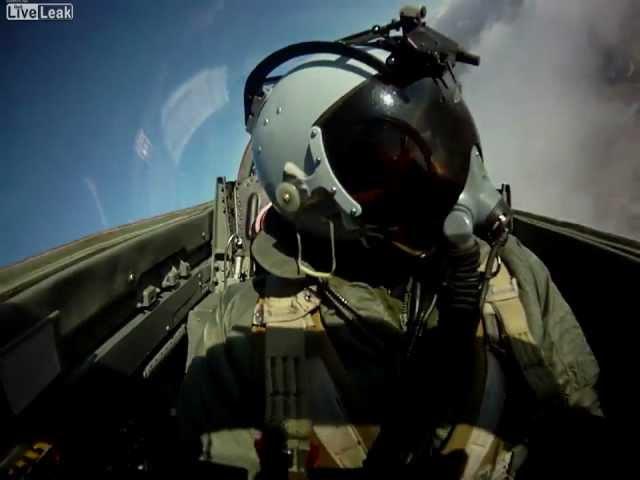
xmin=179 ymin=260 xmax=191 ymax=278
xmin=161 ymin=266 xmax=180 ymax=289
xmin=137 ymin=285 xmax=160 ymax=309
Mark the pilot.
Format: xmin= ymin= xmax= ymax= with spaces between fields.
xmin=178 ymin=27 xmax=604 ymax=480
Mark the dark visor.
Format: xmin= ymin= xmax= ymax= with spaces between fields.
xmin=315 ymin=74 xmax=477 ymax=235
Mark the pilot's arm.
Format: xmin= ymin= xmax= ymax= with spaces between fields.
xmin=177 ymin=283 xmax=261 ymax=478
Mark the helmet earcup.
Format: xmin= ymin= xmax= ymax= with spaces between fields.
xmin=275 ymin=182 xmax=302 ymax=215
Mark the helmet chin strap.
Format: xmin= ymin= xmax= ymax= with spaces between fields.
xmin=296 ymin=219 xmax=337 ymax=279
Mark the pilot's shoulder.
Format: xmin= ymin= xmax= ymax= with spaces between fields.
xmin=501 ymin=234 xmax=552 ymax=285
xmin=503 ymin=233 xmax=545 ymax=265
xmin=217 ymin=276 xmax=265 ymax=329
xmin=500 ymin=239 xmax=601 ymax=413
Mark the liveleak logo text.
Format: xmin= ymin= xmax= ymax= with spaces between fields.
xmin=6 ymin=2 xmax=73 ymax=21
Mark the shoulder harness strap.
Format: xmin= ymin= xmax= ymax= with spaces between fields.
xmin=253 ymin=282 xmax=375 ymax=476
xmin=440 ymin=311 xmax=510 ymax=480
xmin=483 ymin=260 xmax=560 ymax=402
xmin=441 ymin=252 xmax=560 ymax=479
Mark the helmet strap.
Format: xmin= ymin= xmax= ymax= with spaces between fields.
xmin=296 ymin=219 xmax=337 ymax=279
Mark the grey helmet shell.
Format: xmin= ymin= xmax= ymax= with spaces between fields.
xmin=249 ymin=52 xmax=487 ymax=247
xmin=250 ymin=55 xmax=381 ymax=238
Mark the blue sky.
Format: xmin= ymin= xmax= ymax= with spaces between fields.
xmin=1 ymin=0 xmax=424 ymax=266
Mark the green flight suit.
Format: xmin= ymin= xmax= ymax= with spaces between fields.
xmin=178 ymin=225 xmax=601 ymax=479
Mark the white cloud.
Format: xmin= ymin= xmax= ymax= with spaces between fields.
xmin=161 ymin=66 xmax=230 ymax=166
xmin=437 ymin=0 xmax=640 ymax=239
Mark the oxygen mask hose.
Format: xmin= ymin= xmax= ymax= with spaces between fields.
xmin=438 ymin=238 xmax=483 ymax=357
xmin=439 ymin=144 xmax=513 ymax=338
xmin=440 ymin=202 xmax=482 ymax=325
xmin=442 ymin=241 xmax=482 ymax=316
xmin=438 ymin=203 xmax=486 ymax=405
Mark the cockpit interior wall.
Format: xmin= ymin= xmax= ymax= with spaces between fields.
xmin=435 ymin=0 xmax=640 ymax=241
